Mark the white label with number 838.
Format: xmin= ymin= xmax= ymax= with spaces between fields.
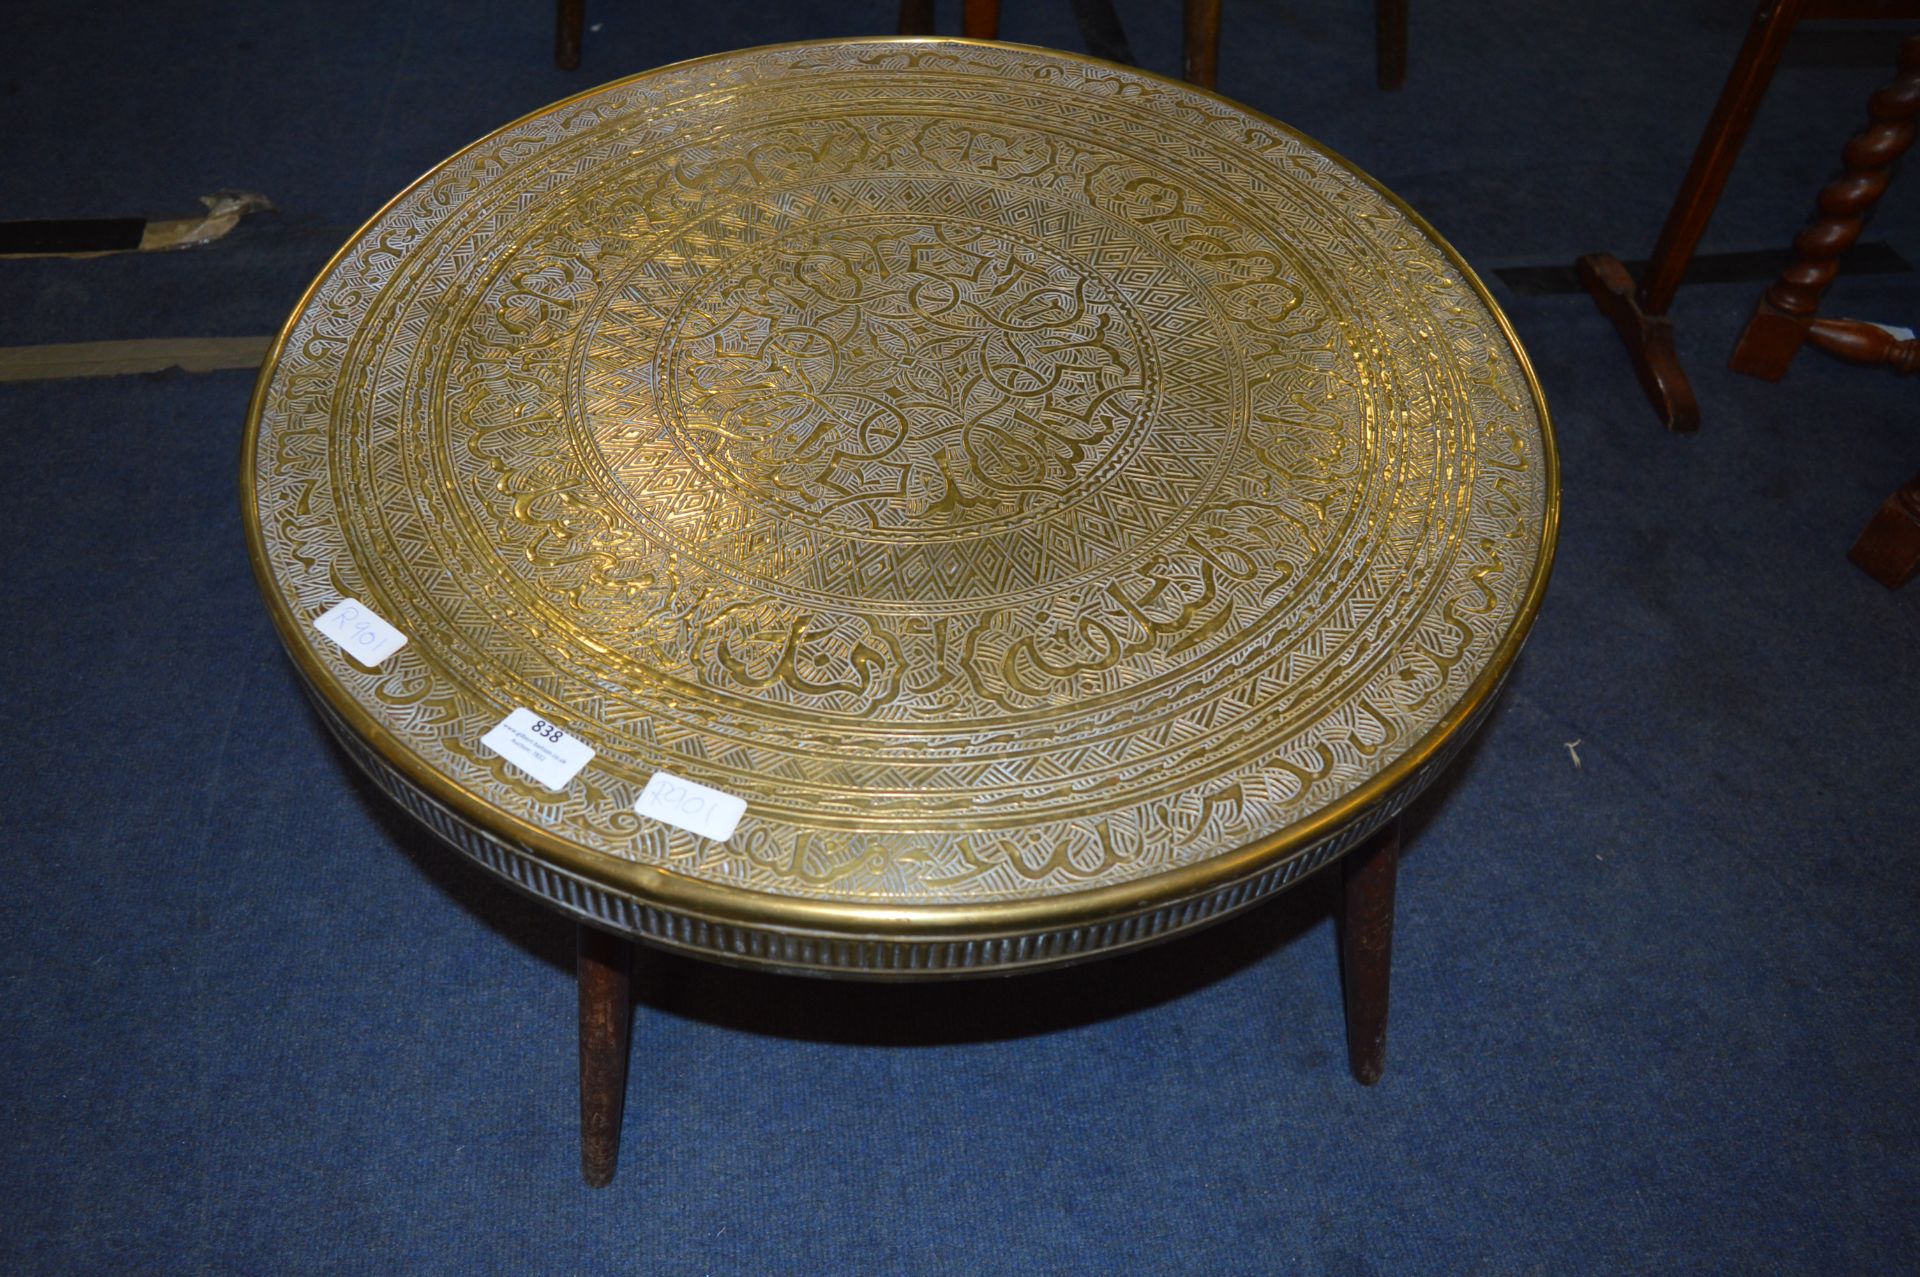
xmin=480 ymin=707 xmax=595 ymax=792
xmin=635 ymin=771 xmax=746 ymax=843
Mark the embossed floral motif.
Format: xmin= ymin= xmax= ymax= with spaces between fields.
xmin=664 ymin=218 xmax=1148 ymax=537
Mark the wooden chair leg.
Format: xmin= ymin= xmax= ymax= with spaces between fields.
xmin=1184 ymin=0 xmax=1221 ymax=90
xmin=1730 ymin=33 xmax=1920 ymax=381
xmin=1376 ymin=0 xmax=1407 ymax=90
xmin=898 ymin=0 xmax=935 ymax=36
xmin=963 ymin=0 xmax=1001 ymax=39
xmin=554 ymin=0 xmax=584 ymax=70
xmin=1577 ymin=0 xmax=1806 ymax=432
xmin=1848 ymin=474 xmax=1920 ymax=589
xmin=1339 ymin=818 xmax=1400 ymax=1086
xmin=578 ymin=923 xmax=633 ymax=1188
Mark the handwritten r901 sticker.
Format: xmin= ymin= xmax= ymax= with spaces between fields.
xmin=635 ymin=771 xmax=747 ymax=843
xmin=313 ymin=599 xmax=408 ymax=668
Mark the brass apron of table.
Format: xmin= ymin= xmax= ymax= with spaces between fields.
xmin=243 ymin=38 xmax=1559 ymax=977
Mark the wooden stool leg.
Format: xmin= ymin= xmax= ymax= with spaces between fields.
xmin=1848 ymin=474 xmax=1920 ymax=589
xmin=1376 ymin=0 xmax=1408 ymax=90
xmin=1339 ymin=819 xmax=1400 ymax=1086
xmin=1184 ymin=0 xmax=1221 ymax=90
xmin=578 ymin=923 xmax=633 ymax=1188
xmin=1730 ymin=34 xmax=1920 ymax=381
xmin=898 ymin=0 xmax=935 ymax=36
xmin=554 ymin=0 xmax=584 ymax=70
xmin=1576 ymin=0 xmax=1806 ymax=432
xmin=963 ymin=0 xmax=1001 ymax=39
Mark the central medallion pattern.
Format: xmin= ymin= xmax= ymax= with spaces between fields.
xmin=578 ymin=179 xmax=1247 ymax=613
xmin=660 ymin=216 xmax=1151 ymax=541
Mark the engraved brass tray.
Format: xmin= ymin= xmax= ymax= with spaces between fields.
xmin=243 ymin=39 xmax=1558 ymax=976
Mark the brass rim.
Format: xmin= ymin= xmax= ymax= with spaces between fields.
xmin=240 ymin=36 xmax=1561 ymax=941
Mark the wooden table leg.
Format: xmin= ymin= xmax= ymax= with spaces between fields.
xmin=1184 ymin=0 xmax=1221 ymax=90
xmin=578 ymin=923 xmax=633 ymax=1188
xmin=1577 ymin=0 xmax=1805 ymax=431
xmin=898 ymin=0 xmax=935 ymax=36
xmin=1376 ymin=0 xmax=1408 ymax=90
xmin=1848 ymin=474 xmax=1920 ymax=589
xmin=1340 ymin=818 xmax=1400 ymax=1086
xmin=1730 ymin=33 xmax=1920 ymax=380
xmin=554 ymin=0 xmax=584 ymax=70
xmin=963 ymin=0 xmax=1001 ymax=39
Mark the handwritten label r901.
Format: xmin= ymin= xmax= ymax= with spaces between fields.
xmin=313 ymin=598 xmax=408 ymax=668
xmin=635 ymin=771 xmax=747 ymax=843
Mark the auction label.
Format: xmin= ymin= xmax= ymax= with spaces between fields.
xmin=481 ymin=708 xmax=594 ymax=792
xmin=635 ymin=771 xmax=747 ymax=843
xmin=313 ymin=599 xmax=408 ymax=668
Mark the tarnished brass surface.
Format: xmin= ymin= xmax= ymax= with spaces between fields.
xmin=244 ymin=39 xmax=1557 ymax=974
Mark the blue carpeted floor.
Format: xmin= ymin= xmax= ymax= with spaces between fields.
xmin=2 ymin=2 xmax=1916 ymax=1272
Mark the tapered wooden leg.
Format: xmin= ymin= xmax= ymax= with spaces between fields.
xmin=1376 ymin=0 xmax=1407 ymax=90
xmin=1340 ymin=819 xmax=1399 ymax=1086
xmin=963 ymin=0 xmax=1001 ymax=39
xmin=578 ymin=924 xmax=632 ymax=1188
xmin=898 ymin=0 xmax=935 ymax=36
xmin=554 ymin=0 xmax=584 ymax=70
xmin=1184 ymin=0 xmax=1221 ymax=90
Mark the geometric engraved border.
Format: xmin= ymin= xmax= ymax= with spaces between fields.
xmin=298 ymin=663 xmax=1505 ymax=979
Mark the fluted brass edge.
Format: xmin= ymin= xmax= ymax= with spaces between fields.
xmin=240 ymin=36 xmax=1560 ymax=952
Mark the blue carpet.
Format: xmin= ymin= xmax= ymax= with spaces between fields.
xmin=2 ymin=1 xmax=1916 ymax=1272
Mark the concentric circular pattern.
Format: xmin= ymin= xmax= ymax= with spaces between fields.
xmin=245 ymin=40 xmax=1556 ymax=972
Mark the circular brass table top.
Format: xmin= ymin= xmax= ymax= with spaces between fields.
xmin=244 ymin=38 xmax=1558 ymax=976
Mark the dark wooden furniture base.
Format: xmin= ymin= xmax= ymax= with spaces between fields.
xmin=1808 ymin=316 xmax=1920 ymax=372
xmin=900 ymin=1 xmax=1407 ymax=93
xmin=1581 ymin=3 xmax=1920 ymax=426
xmin=1730 ymin=33 xmax=1920 ymax=380
xmin=578 ymin=924 xmax=633 ymax=1188
xmin=1340 ymin=819 xmax=1400 ymax=1085
xmin=1576 ymin=252 xmax=1701 ymax=432
xmin=1578 ymin=0 xmax=1807 ymax=431
xmin=1849 ymin=475 xmax=1920 ymax=588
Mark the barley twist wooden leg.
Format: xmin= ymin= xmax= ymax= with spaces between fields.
xmin=1730 ymin=33 xmax=1920 ymax=380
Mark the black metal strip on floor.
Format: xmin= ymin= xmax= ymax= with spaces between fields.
xmin=1782 ymin=27 xmax=1919 ymax=69
xmin=1495 ymin=242 xmax=1913 ymax=296
xmin=0 ymin=217 xmax=146 ymax=255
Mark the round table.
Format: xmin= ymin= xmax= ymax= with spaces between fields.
xmin=243 ymin=37 xmax=1557 ymax=1185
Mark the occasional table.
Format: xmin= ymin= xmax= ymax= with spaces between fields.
xmin=243 ymin=38 xmax=1558 ymax=1186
